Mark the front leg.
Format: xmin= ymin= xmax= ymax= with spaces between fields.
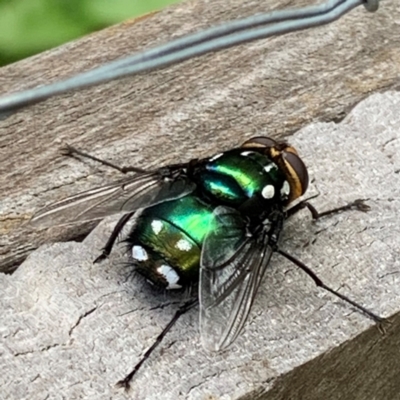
xmin=286 ymin=198 xmax=370 ymax=220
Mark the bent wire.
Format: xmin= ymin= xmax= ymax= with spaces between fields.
xmin=0 ymin=0 xmax=380 ymax=114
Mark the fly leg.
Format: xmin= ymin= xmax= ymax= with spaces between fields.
xmin=286 ymin=198 xmax=370 ymax=219
xmin=283 ymin=198 xmax=385 ymax=323
xmin=276 ymin=248 xmax=384 ymax=323
xmin=61 ymin=144 xmax=147 ymax=174
xmin=116 ymin=298 xmax=198 ymax=390
xmin=60 ymin=146 xmax=140 ymax=261
xmin=61 ymin=144 xmax=192 ymax=175
xmin=94 ymin=211 xmax=135 ymax=263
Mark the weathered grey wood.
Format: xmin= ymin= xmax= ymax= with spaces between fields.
xmin=1 ymin=91 xmax=400 ymax=399
xmin=0 ymin=0 xmax=400 ymax=272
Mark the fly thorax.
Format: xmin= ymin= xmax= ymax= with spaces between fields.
xmin=197 ymin=149 xmax=290 ymax=210
xmin=194 ymin=170 xmax=247 ymax=206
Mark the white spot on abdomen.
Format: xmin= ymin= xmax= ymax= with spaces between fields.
xmin=262 ymin=185 xmax=275 ymax=199
xmin=132 ymin=245 xmax=148 ymax=261
xmin=157 ymin=265 xmax=182 ymax=289
xmin=176 ymin=238 xmax=192 ymax=251
xmin=151 ymin=220 xmax=163 ymax=234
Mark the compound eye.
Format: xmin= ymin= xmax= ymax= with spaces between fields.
xmin=284 ymin=151 xmax=309 ymax=198
xmin=241 ymin=136 xmax=277 ymax=148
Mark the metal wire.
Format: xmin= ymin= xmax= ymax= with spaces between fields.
xmin=0 ymin=0 xmax=380 ymax=114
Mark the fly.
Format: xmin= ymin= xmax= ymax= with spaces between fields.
xmin=31 ymin=137 xmax=384 ymax=389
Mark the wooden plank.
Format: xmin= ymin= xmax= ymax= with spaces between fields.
xmin=2 ymin=90 xmax=400 ymax=399
xmin=1 ymin=0 xmax=399 ymax=272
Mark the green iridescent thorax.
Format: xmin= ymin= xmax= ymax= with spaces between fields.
xmin=129 ymin=195 xmax=217 ymax=284
xmin=195 ymin=149 xmax=287 ymax=206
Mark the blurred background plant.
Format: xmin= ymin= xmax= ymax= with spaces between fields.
xmin=0 ymin=0 xmax=181 ymax=66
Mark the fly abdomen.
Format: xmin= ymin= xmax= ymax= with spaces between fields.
xmin=127 ymin=195 xmax=216 ymax=289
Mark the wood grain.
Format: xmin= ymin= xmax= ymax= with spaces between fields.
xmin=3 ymin=90 xmax=400 ymax=400
xmin=0 ymin=0 xmax=399 ymax=274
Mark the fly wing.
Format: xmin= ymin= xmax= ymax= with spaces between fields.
xmin=31 ymin=167 xmax=195 ymax=227
xmin=199 ymin=206 xmax=273 ymax=351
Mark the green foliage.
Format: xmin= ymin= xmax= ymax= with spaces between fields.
xmin=0 ymin=0 xmax=182 ymax=66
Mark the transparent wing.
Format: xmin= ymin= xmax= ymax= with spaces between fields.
xmin=31 ymin=166 xmax=195 ymax=227
xmin=199 ymin=206 xmax=274 ymax=351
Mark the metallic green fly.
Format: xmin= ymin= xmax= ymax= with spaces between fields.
xmin=31 ymin=136 xmax=383 ymax=388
